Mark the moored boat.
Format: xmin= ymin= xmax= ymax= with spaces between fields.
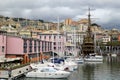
xmin=84 ymin=55 xmax=103 ymax=62
xmin=25 ymin=67 xmax=71 ymax=78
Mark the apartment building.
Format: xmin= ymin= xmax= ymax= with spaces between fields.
xmin=38 ymin=30 xmax=65 ymax=57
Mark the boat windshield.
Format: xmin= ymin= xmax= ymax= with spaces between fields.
xmin=41 ymin=67 xmax=58 ymax=72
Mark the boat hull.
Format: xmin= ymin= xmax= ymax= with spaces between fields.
xmin=26 ymin=71 xmax=70 ymax=78
xmin=26 ymin=67 xmax=71 ymax=79
xmin=84 ymin=58 xmax=103 ymax=62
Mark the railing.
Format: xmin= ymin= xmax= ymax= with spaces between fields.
xmin=0 ymin=63 xmax=30 ymax=70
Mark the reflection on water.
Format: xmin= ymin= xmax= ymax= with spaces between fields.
xmin=19 ymin=56 xmax=120 ymax=80
xmin=18 ymin=77 xmax=68 ymax=80
xmin=26 ymin=78 xmax=67 ymax=80
xmin=68 ymin=56 xmax=120 ymax=80
xmin=68 ymin=62 xmax=103 ymax=80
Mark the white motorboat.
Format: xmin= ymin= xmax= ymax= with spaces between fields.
xmin=30 ymin=63 xmax=48 ymax=69
xmin=64 ymin=60 xmax=78 ymax=71
xmin=71 ymin=57 xmax=84 ymax=64
xmin=49 ymin=57 xmax=78 ymax=71
xmin=30 ymin=61 xmax=57 ymax=69
xmin=111 ymin=53 xmax=117 ymax=57
xmin=26 ymin=67 xmax=71 ymax=78
xmin=84 ymin=55 xmax=103 ymax=62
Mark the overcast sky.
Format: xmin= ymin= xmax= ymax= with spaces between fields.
xmin=0 ymin=0 xmax=120 ymax=29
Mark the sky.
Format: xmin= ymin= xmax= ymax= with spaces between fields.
xmin=0 ymin=0 xmax=120 ymax=29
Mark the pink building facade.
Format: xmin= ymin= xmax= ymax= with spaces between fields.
xmin=0 ymin=30 xmax=65 ymax=63
xmin=39 ymin=30 xmax=65 ymax=57
xmin=6 ymin=35 xmax=52 ymax=63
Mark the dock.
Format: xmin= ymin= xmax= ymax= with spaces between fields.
xmin=0 ymin=65 xmax=32 ymax=79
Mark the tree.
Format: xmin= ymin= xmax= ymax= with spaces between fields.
xmin=106 ymin=41 xmax=120 ymax=46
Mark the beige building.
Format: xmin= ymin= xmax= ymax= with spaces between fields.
xmin=64 ymin=18 xmax=72 ymax=26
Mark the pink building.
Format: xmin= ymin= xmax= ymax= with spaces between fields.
xmin=0 ymin=30 xmax=65 ymax=64
xmin=38 ymin=30 xmax=65 ymax=57
xmin=6 ymin=35 xmax=52 ymax=63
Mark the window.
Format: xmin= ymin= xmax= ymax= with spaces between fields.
xmin=24 ymin=47 xmax=27 ymax=53
xmin=54 ymin=47 xmax=56 ymax=50
xmin=34 ymin=40 xmax=36 ymax=45
xmin=48 ymin=42 xmax=49 ymax=50
xmin=54 ymin=35 xmax=56 ymax=39
xmin=23 ymin=40 xmax=27 ymax=53
xmin=34 ymin=40 xmax=36 ymax=48
xmin=40 ymin=36 xmax=41 ymax=39
xmin=42 ymin=42 xmax=44 ymax=51
xmin=34 ymin=41 xmax=37 ymax=52
xmin=29 ymin=40 xmax=32 ymax=46
xmin=54 ymin=42 xmax=56 ymax=45
xmin=58 ymin=47 xmax=61 ymax=50
xmin=45 ymin=42 xmax=47 ymax=51
xmin=59 ymin=36 xmax=61 ymax=39
xmin=38 ymin=41 xmax=40 ymax=52
xmin=2 ymin=46 xmax=4 ymax=52
xmin=29 ymin=40 xmax=32 ymax=52
xmin=24 ymin=39 xmax=27 ymax=46
xmin=44 ymin=36 xmax=46 ymax=39
xmin=49 ymin=35 xmax=51 ymax=39
xmin=59 ymin=42 xmax=61 ymax=45
xmin=50 ymin=42 xmax=52 ymax=50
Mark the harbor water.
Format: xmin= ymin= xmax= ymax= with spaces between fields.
xmin=18 ymin=56 xmax=120 ymax=80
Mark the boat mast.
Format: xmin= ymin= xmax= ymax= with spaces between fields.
xmin=94 ymin=32 xmax=96 ymax=54
xmin=52 ymin=31 xmax=54 ymax=63
xmin=81 ymin=7 xmax=95 ymax=57
xmin=57 ymin=16 xmax=60 ymax=57
xmin=73 ymin=27 xmax=76 ymax=56
xmin=87 ymin=8 xmax=92 ymax=38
